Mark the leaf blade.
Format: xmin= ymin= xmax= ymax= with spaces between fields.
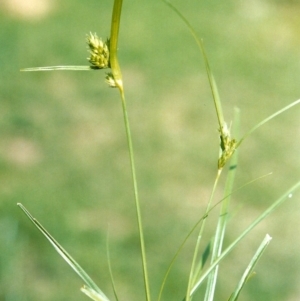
xmin=17 ymin=203 xmax=110 ymax=301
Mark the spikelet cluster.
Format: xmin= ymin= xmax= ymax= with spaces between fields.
xmin=218 ymin=123 xmax=237 ymax=169
xmin=87 ymin=32 xmax=110 ymax=69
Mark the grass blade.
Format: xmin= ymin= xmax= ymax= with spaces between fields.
xmin=17 ymin=203 xmax=110 ymax=301
xmin=162 ymin=0 xmax=225 ymax=134
xmin=228 ymin=234 xmax=272 ymax=301
xmin=237 ymin=98 xmax=300 ymax=148
xmin=158 ymin=160 xmax=271 ymax=301
xmin=20 ymin=66 xmax=96 ymax=71
xmin=191 ymin=240 xmax=212 ymax=286
xmin=185 ymin=169 xmax=222 ymax=301
xmin=81 ymin=286 xmax=111 ymax=301
xmin=189 ymin=180 xmax=300 ymax=297
xmin=204 ymin=108 xmax=240 ymax=301
xmin=106 ymin=234 xmax=120 ymax=301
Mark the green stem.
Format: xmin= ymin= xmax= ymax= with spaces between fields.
xmin=204 ymin=108 xmax=240 ymax=301
xmin=109 ymin=2 xmax=151 ymax=301
xmin=162 ymin=0 xmax=225 ymax=132
xmin=190 ymin=179 xmax=300 ymax=296
xmin=120 ymin=90 xmax=151 ymax=301
xmin=185 ymin=169 xmax=222 ymax=301
xmin=237 ymin=98 xmax=300 ymax=149
xmin=110 ymin=0 xmax=123 ymax=90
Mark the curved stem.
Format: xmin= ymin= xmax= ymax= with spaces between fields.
xmin=162 ymin=0 xmax=225 ymax=132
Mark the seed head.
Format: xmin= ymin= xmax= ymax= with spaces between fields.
xmin=87 ymin=32 xmax=110 ymax=69
xmin=218 ymin=123 xmax=237 ymax=169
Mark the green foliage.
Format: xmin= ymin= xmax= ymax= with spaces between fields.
xmin=1 ymin=1 xmax=300 ymax=301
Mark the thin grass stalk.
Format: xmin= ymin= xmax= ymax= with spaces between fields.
xmin=228 ymin=234 xmax=272 ymax=301
xmin=157 ymin=186 xmax=240 ymax=301
xmin=162 ymin=0 xmax=225 ymax=134
xmin=185 ymin=169 xmax=222 ymax=301
xmin=191 ymin=240 xmax=212 ymax=286
xmin=81 ymin=286 xmax=110 ymax=301
xmin=189 ymin=180 xmax=300 ymax=297
xmin=109 ymin=2 xmax=151 ymax=301
xmin=237 ymin=98 xmax=300 ymax=148
xmin=20 ymin=66 xmax=93 ymax=71
xmin=17 ymin=204 xmax=109 ymax=301
xmin=204 ymin=108 xmax=240 ymax=301
xmin=158 ymin=172 xmax=260 ymax=301
xmin=120 ymin=90 xmax=151 ymax=301
xmin=158 ymin=134 xmax=271 ymax=301
xmin=106 ymin=234 xmax=119 ymax=301
xmin=109 ymin=0 xmax=123 ymax=90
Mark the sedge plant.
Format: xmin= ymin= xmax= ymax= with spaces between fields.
xmin=18 ymin=1 xmax=300 ymax=301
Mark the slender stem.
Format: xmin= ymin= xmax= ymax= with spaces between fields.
xmin=228 ymin=234 xmax=272 ymax=301
xmin=120 ymin=90 xmax=151 ymax=301
xmin=162 ymin=0 xmax=225 ymax=132
xmin=190 ymin=179 xmax=300 ymax=296
xmin=185 ymin=169 xmax=222 ymax=301
xmin=110 ymin=0 xmax=123 ymax=90
xmin=20 ymin=66 xmax=94 ymax=71
xmin=109 ymin=2 xmax=151 ymax=301
xmin=204 ymin=108 xmax=240 ymax=301
xmin=237 ymin=98 xmax=300 ymax=149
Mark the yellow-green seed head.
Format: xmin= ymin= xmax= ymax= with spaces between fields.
xmin=87 ymin=32 xmax=110 ymax=69
xmin=218 ymin=123 xmax=237 ymax=169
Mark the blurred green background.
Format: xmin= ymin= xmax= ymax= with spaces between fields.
xmin=1 ymin=0 xmax=300 ymax=300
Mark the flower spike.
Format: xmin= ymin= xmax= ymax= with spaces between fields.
xmin=87 ymin=32 xmax=110 ymax=69
xmin=218 ymin=123 xmax=237 ymax=169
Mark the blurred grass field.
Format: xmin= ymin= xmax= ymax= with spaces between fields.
xmin=1 ymin=0 xmax=300 ymax=300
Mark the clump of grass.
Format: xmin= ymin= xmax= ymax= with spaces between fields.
xmin=18 ymin=1 xmax=300 ymax=301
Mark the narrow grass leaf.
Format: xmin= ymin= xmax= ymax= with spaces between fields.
xmin=185 ymin=170 xmax=222 ymax=301
xmin=162 ymin=1 xmax=228 ymax=295
xmin=189 ymin=180 xmax=300 ymax=297
xmin=158 ymin=170 xmax=271 ymax=301
xmin=106 ymin=234 xmax=120 ymax=301
xmin=81 ymin=285 xmax=111 ymax=301
xmin=157 ymin=212 xmax=210 ymax=301
xmin=191 ymin=240 xmax=212 ymax=286
xmin=204 ymin=108 xmax=240 ymax=301
xmin=162 ymin=0 xmax=225 ymax=130
xmin=228 ymin=234 xmax=272 ymax=301
xmin=17 ymin=203 xmax=110 ymax=301
xmin=20 ymin=66 xmax=95 ymax=71
xmin=237 ymin=98 xmax=300 ymax=148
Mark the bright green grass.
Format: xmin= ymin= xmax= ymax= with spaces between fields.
xmin=1 ymin=1 xmax=300 ymax=301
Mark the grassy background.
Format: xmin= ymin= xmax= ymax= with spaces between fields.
xmin=1 ymin=0 xmax=300 ymax=300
